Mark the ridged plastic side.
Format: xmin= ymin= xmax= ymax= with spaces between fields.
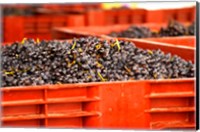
xmin=1 ymin=84 xmax=100 ymax=128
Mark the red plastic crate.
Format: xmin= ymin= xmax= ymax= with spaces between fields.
xmin=1 ymin=80 xmax=195 ymax=129
xmin=51 ymin=24 xmax=195 ymax=50
xmin=66 ymin=14 xmax=85 ymax=27
xmin=146 ymin=9 xmax=165 ymax=23
xmin=3 ymin=14 xmax=86 ymax=42
xmin=191 ymin=7 xmax=196 ymax=22
xmin=176 ymin=7 xmax=195 ymax=23
xmin=144 ymin=36 xmax=195 ymax=48
xmin=36 ymin=16 xmax=51 ymax=33
xmin=68 ymin=4 xmax=85 ymax=12
xmin=52 ymin=15 xmax=68 ymax=27
xmin=85 ymin=9 xmax=105 ymax=26
xmin=123 ymin=38 xmax=194 ymax=63
xmin=131 ymin=9 xmax=147 ymax=24
xmin=104 ymin=10 xmax=118 ymax=25
xmin=83 ymin=79 xmax=195 ymax=129
xmin=162 ymin=9 xmax=177 ymax=23
xmin=117 ymin=9 xmax=132 ymax=24
xmin=42 ymin=4 xmax=62 ymax=10
xmin=84 ymin=4 xmax=102 ymax=10
xmin=1 ymin=39 xmax=195 ymax=129
xmin=52 ymin=23 xmax=166 ymax=40
xmin=104 ymin=9 xmax=147 ymax=25
xmin=24 ymin=16 xmax=37 ymax=34
xmin=3 ymin=16 xmax=25 ymax=42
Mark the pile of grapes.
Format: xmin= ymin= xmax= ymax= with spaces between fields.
xmin=159 ymin=20 xmax=195 ymax=36
xmin=108 ymin=26 xmax=155 ymax=38
xmin=108 ymin=21 xmax=195 ymax=38
xmin=187 ymin=22 xmax=195 ymax=35
xmin=2 ymin=37 xmax=194 ymax=87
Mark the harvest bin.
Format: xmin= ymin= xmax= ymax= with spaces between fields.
xmin=143 ymin=36 xmax=195 ymax=48
xmin=1 ymin=39 xmax=195 ymax=129
xmin=52 ymin=24 xmax=194 ymax=48
xmin=1 ymin=79 xmax=195 ymax=129
xmin=52 ymin=23 xmax=166 ymax=39
xmin=3 ymin=14 xmax=86 ymax=42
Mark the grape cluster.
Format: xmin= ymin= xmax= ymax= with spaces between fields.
xmin=3 ymin=7 xmax=35 ymax=16
xmin=187 ymin=22 xmax=195 ymax=35
xmin=108 ymin=26 xmax=155 ymax=38
xmin=2 ymin=37 xmax=194 ymax=87
xmin=159 ymin=20 xmax=187 ymax=37
xmin=108 ymin=20 xmax=195 ymax=38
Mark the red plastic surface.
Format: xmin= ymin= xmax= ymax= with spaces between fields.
xmin=1 ymin=79 xmax=195 ymax=129
xmin=131 ymin=9 xmax=147 ymax=24
xmin=144 ymin=36 xmax=195 ymax=47
xmin=85 ymin=10 xmax=105 ymax=26
xmin=104 ymin=10 xmax=119 ymax=25
xmin=146 ymin=6 xmax=195 ymax=23
xmin=191 ymin=7 xmax=196 ymax=22
xmin=146 ymin=10 xmax=164 ymax=23
xmin=117 ymin=9 xmax=132 ymax=24
xmin=66 ymin=14 xmax=85 ymax=27
xmin=104 ymin=9 xmax=147 ymax=25
xmin=3 ymin=14 xmax=85 ymax=42
xmin=1 ymin=84 xmax=99 ymax=128
xmin=176 ymin=7 xmax=194 ymax=23
xmin=3 ymin=16 xmax=25 ymax=42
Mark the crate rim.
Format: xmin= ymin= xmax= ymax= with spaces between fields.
xmin=1 ymin=78 xmax=195 ymax=91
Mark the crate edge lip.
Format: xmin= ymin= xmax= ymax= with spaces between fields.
xmin=1 ymin=78 xmax=195 ymax=91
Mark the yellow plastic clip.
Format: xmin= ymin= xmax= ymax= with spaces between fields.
xmin=71 ymin=40 xmax=77 ymax=49
xmin=21 ymin=38 xmax=27 ymax=44
xmin=97 ymin=72 xmax=106 ymax=82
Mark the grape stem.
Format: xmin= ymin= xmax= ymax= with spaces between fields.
xmin=97 ymin=72 xmax=106 ymax=82
xmin=21 ymin=38 xmax=27 ymax=44
xmin=71 ymin=40 xmax=77 ymax=49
